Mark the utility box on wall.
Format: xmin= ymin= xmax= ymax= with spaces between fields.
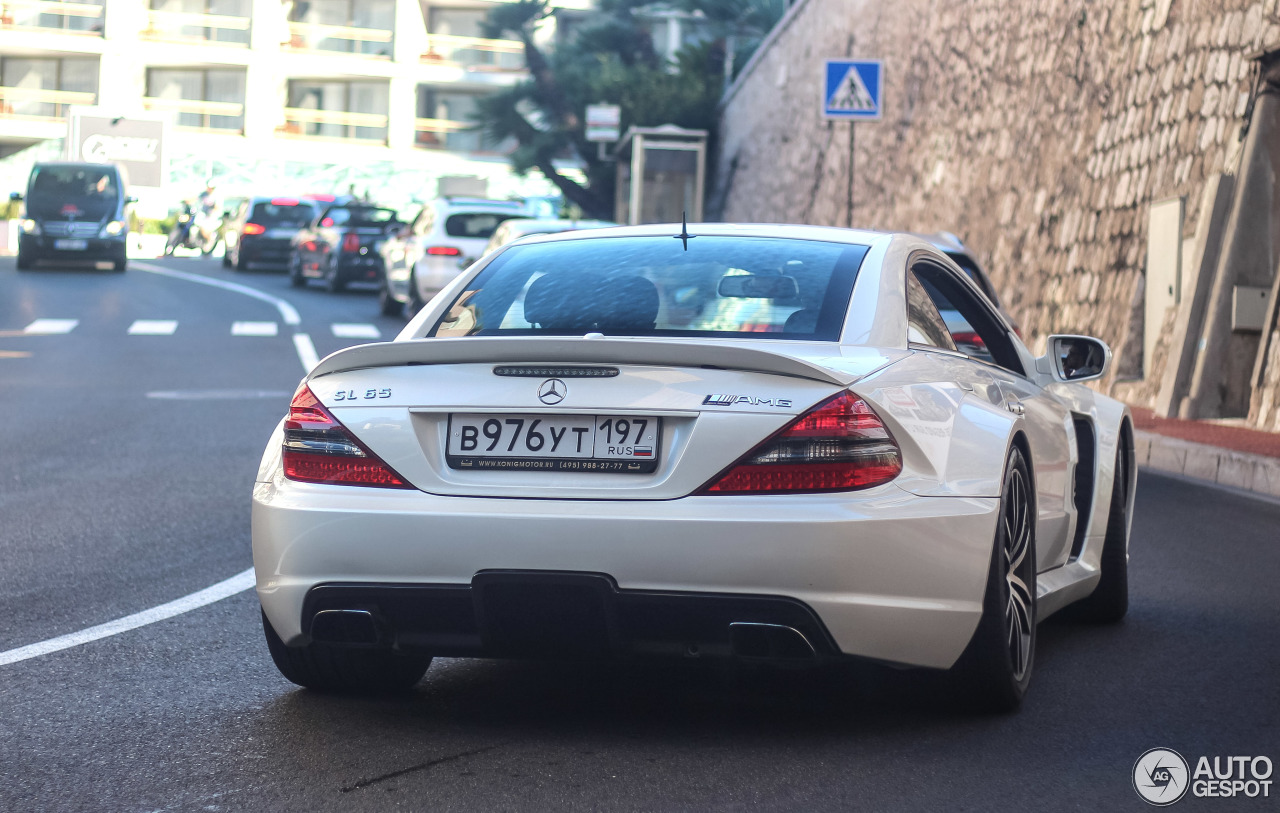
xmin=615 ymin=125 xmax=707 ymax=226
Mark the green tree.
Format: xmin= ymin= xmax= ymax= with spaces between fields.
xmin=476 ymin=0 xmax=732 ymax=220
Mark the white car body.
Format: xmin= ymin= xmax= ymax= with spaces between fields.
xmin=253 ymin=224 xmax=1136 ymax=703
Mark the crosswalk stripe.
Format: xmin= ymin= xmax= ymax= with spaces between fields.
xmin=231 ymin=321 xmax=279 ymax=337
xmin=332 ymin=323 xmax=381 ymax=339
xmin=23 ymin=319 xmax=79 ymax=335
xmin=128 ymin=320 xmax=179 ymax=335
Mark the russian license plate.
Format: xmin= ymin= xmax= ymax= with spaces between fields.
xmin=447 ymin=413 xmax=660 ymax=473
xmin=54 ymin=239 xmax=87 ymax=251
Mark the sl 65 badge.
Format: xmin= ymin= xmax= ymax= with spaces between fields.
xmin=333 ymin=388 xmax=392 ymax=401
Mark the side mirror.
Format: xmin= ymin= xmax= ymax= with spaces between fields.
xmin=1037 ymin=334 xmax=1111 ymax=382
xmin=9 ymin=192 xmax=22 ymax=201
xmin=124 ymin=195 xmax=138 ymax=204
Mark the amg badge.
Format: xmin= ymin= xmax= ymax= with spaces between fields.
xmin=702 ymin=394 xmax=793 ymax=407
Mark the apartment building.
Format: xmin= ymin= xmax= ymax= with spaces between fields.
xmin=0 ymin=0 xmax=579 ymax=209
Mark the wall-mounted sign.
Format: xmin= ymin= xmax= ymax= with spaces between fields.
xmin=585 ymin=104 xmax=622 ymax=142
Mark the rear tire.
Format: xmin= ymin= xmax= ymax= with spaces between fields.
xmin=113 ymin=258 xmax=127 ymax=272
xmin=407 ymin=271 xmax=426 ymax=314
xmin=222 ymin=250 xmax=231 ymax=268
xmin=378 ymin=282 xmax=403 ymax=317
xmin=952 ymin=446 xmax=1036 ymax=713
xmin=288 ymin=253 xmax=306 ymax=288
xmin=324 ymin=258 xmax=346 ymax=293
xmin=261 ymin=610 xmax=431 ymax=694
xmin=1064 ymin=428 xmax=1132 ymax=623
xmin=234 ymin=250 xmax=249 ymax=272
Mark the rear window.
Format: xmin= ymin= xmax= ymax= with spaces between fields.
xmin=445 ymin=212 xmax=526 ymax=239
xmin=323 ymin=207 xmax=398 ymax=227
xmin=249 ymin=201 xmax=314 ymax=227
xmin=431 ymin=235 xmax=867 ymax=340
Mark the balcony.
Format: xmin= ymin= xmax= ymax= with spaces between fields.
xmin=419 ymin=34 xmax=524 ymax=72
xmin=141 ymin=9 xmax=250 ymax=46
xmin=279 ymin=107 xmax=388 ymax=144
xmin=142 ymin=96 xmax=243 ymax=132
xmin=285 ymin=21 xmax=392 ymax=58
xmin=413 ymin=117 xmax=483 ymax=151
xmin=0 ymin=85 xmax=94 ymax=120
xmin=0 ymin=0 xmax=103 ymax=34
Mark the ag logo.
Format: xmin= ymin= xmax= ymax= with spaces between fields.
xmin=1134 ymin=748 xmax=1190 ymax=806
xmin=537 ymin=378 xmax=566 ymax=405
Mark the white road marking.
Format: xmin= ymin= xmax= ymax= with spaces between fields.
xmin=132 ymin=262 xmax=302 ymax=326
xmin=293 ymin=332 xmax=320 ymax=372
xmin=0 ymin=261 xmax=319 ymax=666
xmin=23 ymin=318 xmax=79 ymax=334
xmin=128 ymin=319 xmax=178 ymax=335
xmin=0 ymin=568 xmax=255 ymax=667
xmin=232 ymin=321 xmax=279 ymax=337
xmin=332 ymin=323 xmax=381 ymax=339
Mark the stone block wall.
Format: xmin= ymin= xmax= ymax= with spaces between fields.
xmin=713 ymin=0 xmax=1280 ymax=419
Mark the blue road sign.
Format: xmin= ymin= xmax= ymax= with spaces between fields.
xmin=823 ymin=60 xmax=883 ymax=120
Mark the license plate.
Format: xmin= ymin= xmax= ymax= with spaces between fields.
xmin=447 ymin=413 xmax=660 ymax=473
xmin=54 ymin=239 xmax=87 ymax=250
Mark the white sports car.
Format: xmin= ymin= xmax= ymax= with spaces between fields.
xmin=252 ymin=224 xmax=1136 ymax=710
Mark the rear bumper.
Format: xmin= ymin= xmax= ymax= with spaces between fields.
xmin=238 ymin=237 xmax=292 ymax=266
xmin=336 ymin=253 xmax=384 ymax=282
xmin=252 ymin=473 xmax=999 ymax=669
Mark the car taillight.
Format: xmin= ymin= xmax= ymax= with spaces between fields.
xmin=426 ymin=246 xmax=461 ymax=256
xmin=243 ymin=223 xmax=266 ymax=235
xmin=282 ymin=384 xmax=412 ymax=489
xmin=342 ymin=233 xmax=361 ymax=252
xmin=699 ymin=391 xmax=902 ymax=494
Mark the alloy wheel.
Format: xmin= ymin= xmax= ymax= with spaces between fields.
xmin=1003 ymin=468 xmax=1034 ymax=681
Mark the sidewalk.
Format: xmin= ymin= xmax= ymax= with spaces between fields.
xmin=1131 ymin=407 xmax=1280 ymax=499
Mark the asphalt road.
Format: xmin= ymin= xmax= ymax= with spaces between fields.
xmin=0 ymin=254 xmax=1276 ymax=812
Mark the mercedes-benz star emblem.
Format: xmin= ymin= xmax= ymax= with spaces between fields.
xmin=538 ymin=378 xmax=567 ymax=405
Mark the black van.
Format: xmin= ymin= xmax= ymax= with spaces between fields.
xmin=11 ymin=162 xmax=133 ymax=271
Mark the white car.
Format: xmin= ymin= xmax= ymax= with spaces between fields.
xmin=378 ymin=197 xmax=532 ymax=317
xmin=478 ymin=217 xmax=617 ymax=258
xmin=253 ymin=224 xmax=1136 ymax=710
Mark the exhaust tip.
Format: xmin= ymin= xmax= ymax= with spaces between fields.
xmin=310 ymin=609 xmax=383 ymax=645
xmin=729 ymin=622 xmax=818 ymax=660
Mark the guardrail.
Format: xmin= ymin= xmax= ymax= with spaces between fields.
xmin=142 ymin=96 xmax=244 ymax=131
xmin=414 ymin=117 xmax=483 ymax=151
xmin=285 ymin=21 xmax=391 ymax=57
xmin=420 ymin=33 xmax=524 ymax=71
xmin=140 ymin=10 xmax=250 ymax=45
xmin=0 ymin=85 xmax=95 ymax=119
xmin=0 ymin=0 xmax=103 ymax=33
xmin=279 ymin=107 xmax=388 ymax=142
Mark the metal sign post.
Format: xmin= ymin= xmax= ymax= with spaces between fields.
xmin=822 ymin=60 xmax=883 ymax=229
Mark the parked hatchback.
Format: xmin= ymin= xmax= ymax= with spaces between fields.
xmin=223 ymin=196 xmax=316 ymax=271
xmin=380 ymin=197 xmax=532 ymax=316
xmin=12 ymin=162 xmax=132 ymax=271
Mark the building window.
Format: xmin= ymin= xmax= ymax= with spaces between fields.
xmin=0 ymin=57 xmax=97 ymax=118
xmin=415 ymin=88 xmax=486 ymax=151
xmin=286 ymin=0 xmax=394 ymax=57
xmin=421 ymin=6 xmax=523 ymax=69
xmin=147 ymin=0 xmax=252 ymax=46
xmin=146 ymin=68 xmax=246 ymax=131
xmin=286 ymin=80 xmax=388 ymax=142
xmin=1 ymin=0 xmax=103 ymax=34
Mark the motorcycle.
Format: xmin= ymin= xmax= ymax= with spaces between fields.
xmin=165 ymin=205 xmax=219 ymax=255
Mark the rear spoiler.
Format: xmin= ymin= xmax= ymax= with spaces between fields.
xmin=307 ymin=337 xmax=869 ymax=386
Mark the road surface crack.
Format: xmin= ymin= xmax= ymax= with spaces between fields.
xmin=340 ymin=744 xmax=501 ymax=793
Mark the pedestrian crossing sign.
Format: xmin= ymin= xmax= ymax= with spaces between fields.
xmin=823 ymin=60 xmax=882 ymax=120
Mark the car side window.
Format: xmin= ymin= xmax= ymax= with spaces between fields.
xmin=415 ymin=207 xmax=435 ymax=237
xmin=906 ymin=268 xmax=958 ymax=351
xmin=913 ymin=261 xmax=1026 ymax=376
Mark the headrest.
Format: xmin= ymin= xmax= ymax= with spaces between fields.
xmin=523 ymin=271 xmax=660 ymax=333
